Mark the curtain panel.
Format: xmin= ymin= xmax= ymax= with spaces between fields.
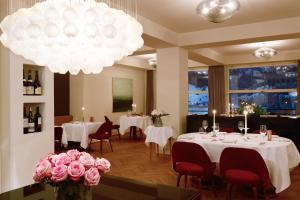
xmin=146 ymin=70 xmax=154 ymax=115
xmin=208 ymin=65 xmax=226 ymax=115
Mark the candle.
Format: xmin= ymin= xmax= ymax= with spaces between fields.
xmin=243 ymin=110 xmax=248 ymax=134
xmin=213 ymin=110 xmax=216 ymax=131
xmin=132 ymin=104 xmax=137 ymax=113
xmin=81 ymin=106 xmax=85 ymax=122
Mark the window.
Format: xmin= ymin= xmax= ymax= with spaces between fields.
xmin=188 ymin=70 xmax=208 ymax=114
xmin=229 ymin=63 xmax=297 ymax=115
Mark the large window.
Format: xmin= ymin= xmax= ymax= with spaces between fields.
xmin=229 ymin=63 xmax=297 ymax=115
xmin=188 ymin=70 xmax=208 ymax=114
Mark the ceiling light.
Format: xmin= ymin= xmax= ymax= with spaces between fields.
xmin=254 ymin=46 xmax=277 ymax=59
xmin=197 ymin=0 xmax=240 ymax=23
xmin=0 ymin=0 xmax=144 ymax=75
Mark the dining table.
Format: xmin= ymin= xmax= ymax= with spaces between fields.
xmin=177 ymin=132 xmax=300 ymax=193
xmin=119 ymin=115 xmax=151 ymax=137
xmin=61 ymin=121 xmax=102 ymax=149
xmin=0 ymin=175 xmax=201 ymax=200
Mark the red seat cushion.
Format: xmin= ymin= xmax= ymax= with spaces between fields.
xmin=89 ymin=132 xmax=110 ymax=140
xmin=175 ymin=162 xmax=204 ymax=176
xmin=225 ymin=169 xmax=261 ymax=186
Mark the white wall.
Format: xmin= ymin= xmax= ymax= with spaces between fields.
xmin=70 ymin=65 xmax=147 ymax=124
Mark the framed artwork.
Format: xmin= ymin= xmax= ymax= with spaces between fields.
xmin=112 ymin=77 xmax=133 ymax=112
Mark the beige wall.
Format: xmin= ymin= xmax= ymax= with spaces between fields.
xmin=70 ymin=65 xmax=147 ymax=124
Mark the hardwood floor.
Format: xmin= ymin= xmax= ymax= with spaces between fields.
xmin=88 ymin=133 xmax=300 ymax=200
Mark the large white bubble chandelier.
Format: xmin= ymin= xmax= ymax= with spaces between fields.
xmin=197 ymin=0 xmax=240 ymax=23
xmin=0 ymin=0 xmax=144 ymax=74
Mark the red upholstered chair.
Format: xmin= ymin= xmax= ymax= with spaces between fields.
xmin=220 ymin=147 xmax=274 ymax=200
xmin=54 ymin=126 xmax=63 ymax=152
xmin=89 ymin=122 xmax=113 ymax=154
xmin=220 ymin=127 xmax=235 ymax=133
xmin=104 ymin=116 xmax=121 ymax=140
xmin=172 ymin=142 xmax=216 ymax=196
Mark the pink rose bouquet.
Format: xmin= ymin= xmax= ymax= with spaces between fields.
xmin=33 ymin=150 xmax=111 ymax=186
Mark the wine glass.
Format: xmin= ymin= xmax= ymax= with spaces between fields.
xmin=238 ymin=121 xmax=244 ymax=133
xmin=215 ymin=123 xmax=220 ymax=133
xmin=260 ymin=125 xmax=267 ymax=136
xmin=202 ymin=120 xmax=208 ymax=133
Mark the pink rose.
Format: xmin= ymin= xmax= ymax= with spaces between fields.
xmin=94 ymin=158 xmax=111 ymax=173
xmin=84 ymin=167 xmax=101 ymax=186
xmin=54 ymin=153 xmax=72 ymax=166
xmin=67 ymin=149 xmax=81 ymax=161
xmin=33 ymin=159 xmax=52 ymax=182
xmin=67 ymin=161 xmax=85 ymax=181
xmin=79 ymin=152 xmax=95 ymax=169
xmin=51 ymin=165 xmax=68 ymax=182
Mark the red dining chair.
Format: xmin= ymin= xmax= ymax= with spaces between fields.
xmin=220 ymin=147 xmax=274 ymax=200
xmin=104 ymin=116 xmax=121 ymax=140
xmin=172 ymin=142 xmax=216 ymax=196
xmin=220 ymin=127 xmax=235 ymax=133
xmin=89 ymin=122 xmax=113 ymax=154
xmin=54 ymin=126 xmax=63 ymax=152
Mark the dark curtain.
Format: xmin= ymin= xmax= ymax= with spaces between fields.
xmin=146 ymin=70 xmax=154 ymax=115
xmin=208 ymin=65 xmax=226 ymax=115
xmin=54 ymin=73 xmax=70 ymax=116
xmin=297 ymin=61 xmax=300 ymax=115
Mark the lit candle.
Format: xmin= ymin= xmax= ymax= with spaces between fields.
xmin=213 ymin=110 xmax=216 ymax=132
xmin=243 ymin=110 xmax=248 ymax=135
xmin=81 ymin=106 xmax=85 ymax=122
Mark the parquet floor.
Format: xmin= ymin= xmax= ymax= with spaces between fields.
xmin=89 ymin=133 xmax=300 ymax=200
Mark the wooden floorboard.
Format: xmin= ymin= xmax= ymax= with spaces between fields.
xmin=87 ymin=133 xmax=300 ymax=200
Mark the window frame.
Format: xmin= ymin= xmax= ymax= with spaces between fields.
xmin=226 ymin=61 xmax=297 ymax=114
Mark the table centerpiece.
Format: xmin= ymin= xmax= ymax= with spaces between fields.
xmin=151 ymin=109 xmax=169 ymax=127
xmin=33 ymin=150 xmax=111 ymax=200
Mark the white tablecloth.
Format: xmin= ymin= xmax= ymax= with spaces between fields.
xmin=144 ymin=126 xmax=175 ymax=148
xmin=119 ymin=115 xmax=151 ymax=135
xmin=61 ymin=122 xmax=102 ymax=149
xmin=177 ymin=133 xmax=300 ymax=193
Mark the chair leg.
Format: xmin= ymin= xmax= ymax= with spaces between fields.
xmin=184 ymin=175 xmax=187 ymax=188
xmin=117 ymin=129 xmax=121 ymax=140
xmin=252 ymin=187 xmax=258 ymax=200
xmin=109 ymin=139 xmax=113 ymax=152
xmin=226 ymin=183 xmax=233 ymax=200
xmin=100 ymin=140 xmax=103 ymax=154
xmin=177 ymin=174 xmax=182 ymax=187
xmin=210 ymin=176 xmax=217 ymax=197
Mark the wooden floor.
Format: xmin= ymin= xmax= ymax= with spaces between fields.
xmin=88 ymin=133 xmax=300 ymax=200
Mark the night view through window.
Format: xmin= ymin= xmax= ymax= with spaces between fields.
xmin=229 ymin=64 xmax=297 ymax=115
xmin=188 ymin=70 xmax=208 ymax=114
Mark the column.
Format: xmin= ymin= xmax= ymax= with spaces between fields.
xmin=156 ymin=47 xmax=188 ymax=135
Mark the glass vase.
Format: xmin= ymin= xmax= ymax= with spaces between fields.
xmin=153 ymin=116 xmax=163 ymax=127
xmin=55 ymin=183 xmax=92 ymax=200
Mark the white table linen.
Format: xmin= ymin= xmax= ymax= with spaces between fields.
xmin=144 ymin=126 xmax=174 ymax=148
xmin=119 ymin=115 xmax=151 ymax=135
xmin=177 ymin=133 xmax=300 ymax=193
xmin=61 ymin=122 xmax=102 ymax=149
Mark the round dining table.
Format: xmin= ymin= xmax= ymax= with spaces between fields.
xmin=119 ymin=115 xmax=151 ymax=135
xmin=177 ymin=132 xmax=300 ymax=193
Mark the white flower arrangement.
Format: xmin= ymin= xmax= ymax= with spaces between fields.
xmin=151 ymin=109 xmax=164 ymax=117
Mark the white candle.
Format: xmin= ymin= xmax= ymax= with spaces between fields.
xmin=243 ymin=110 xmax=248 ymax=134
xmin=132 ymin=104 xmax=137 ymax=113
xmin=81 ymin=106 xmax=85 ymax=122
xmin=213 ymin=110 xmax=216 ymax=131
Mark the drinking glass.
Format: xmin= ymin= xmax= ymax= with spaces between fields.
xmin=202 ymin=120 xmax=208 ymax=133
xmin=215 ymin=123 xmax=220 ymax=133
xmin=260 ymin=125 xmax=267 ymax=136
xmin=238 ymin=121 xmax=244 ymax=133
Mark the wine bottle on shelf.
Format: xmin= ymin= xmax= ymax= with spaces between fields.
xmin=23 ymin=70 xmax=27 ymax=95
xmin=34 ymin=71 xmax=42 ymax=95
xmin=28 ymin=106 xmax=35 ymax=133
xmin=34 ymin=106 xmax=42 ymax=132
xmin=26 ymin=70 xmax=34 ymax=95
xmin=23 ymin=106 xmax=29 ymax=134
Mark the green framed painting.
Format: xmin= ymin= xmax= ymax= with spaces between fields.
xmin=112 ymin=77 xmax=133 ymax=112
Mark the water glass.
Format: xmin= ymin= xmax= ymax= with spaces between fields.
xmin=202 ymin=120 xmax=208 ymax=133
xmin=214 ymin=123 xmax=220 ymax=133
xmin=238 ymin=121 xmax=244 ymax=133
xmin=260 ymin=125 xmax=267 ymax=136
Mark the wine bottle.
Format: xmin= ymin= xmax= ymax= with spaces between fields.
xmin=34 ymin=71 xmax=42 ymax=95
xmin=28 ymin=106 xmax=35 ymax=133
xmin=23 ymin=106 xmax=29 ymax=134
xmin=26 ymin=70 xmax=34 ymax=95
xmin=34 ymin=106 xmax=42 ymax=132
xmin=23 ymin=70 xmax=27 ymax=95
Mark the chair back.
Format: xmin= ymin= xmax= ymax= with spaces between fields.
xmin=220 ymin=147 xmax=271 ymax=186
xmin=220 ymin=127 xmax=235 ymax=133
xmin=95 ymin=121 xmax=113 ymax=137
xmin=104 ymin=116 xmax=112 ymax=123
xmin=172 ymin=141 xmax=214 ymax=175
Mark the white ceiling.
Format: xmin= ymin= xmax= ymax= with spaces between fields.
xmin=210 ymin=39 xmax=300 ymax=56
xmin=137 ymin=0 xmax=300 ymax=33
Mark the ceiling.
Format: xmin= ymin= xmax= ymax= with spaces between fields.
xmin=137 ymin=0 xmax=300 ymax=33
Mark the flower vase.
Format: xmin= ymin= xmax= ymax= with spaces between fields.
xmin=153 ymin=116 xmax=163 ymax=127
xmin=55 ymin=183 xmax=92 ymax=200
